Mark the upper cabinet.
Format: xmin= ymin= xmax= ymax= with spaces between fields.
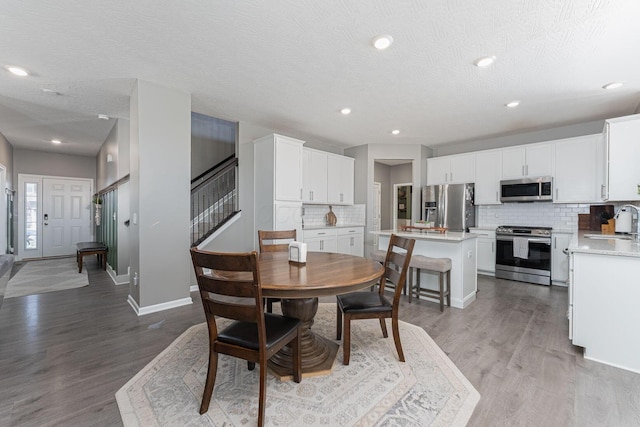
xmin=327 ymin=154 xmax=355 ymax=205
xmin=554 ymin=134 xmax=604 ymax=203
xmin=426 ymin=154 xmax=475 ymax=185
xmin=501 ymin=143 xmax=554 ymax=179
xmin=604 ymin=114 xmax=640 ymax=201
xmin=475 ymin=150 xmax=502 ymax=205
xmin=253 ymin=134 xmax=304 ymax=202
xmin=302 ymin=148 xmax=328 ymax=203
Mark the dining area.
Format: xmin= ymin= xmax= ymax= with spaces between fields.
xmin=165 ymin=229 xmax=479 ymax=427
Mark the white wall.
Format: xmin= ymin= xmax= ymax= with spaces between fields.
xmin=13 ymin=148 xmax=95 ymax=184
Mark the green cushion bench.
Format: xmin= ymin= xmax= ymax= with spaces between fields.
xmin=76 ymin=242 xmax=108 ymax=273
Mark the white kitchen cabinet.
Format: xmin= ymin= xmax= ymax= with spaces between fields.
xmin=571 ymin=251 xmax=640 ymax=373
xmin=474 ymin=150 xmax=502 ymax=205
xmin=470 ymin=228 xmax=495 ymax=274
xmin=336 ymin=227 xmax=364 ymax=256
xmin=327 ymin=154 xmax=354 ymax=205
xmin=604 ymin=114 xmax=640 ymax=201
xmin=253 ymin=134 xmax=304 ymax=249
xmin=554 ymin=134 xmax=603 ymax=203
xmin=302 ymin=148 xmax=328 ymax=204
xmin=427 ymin=154 xmax=475 ymax=185
xmin=551 ymin=233 xmax=572 ymax=284
xmin=303 ymin=228 xmax=338 ymax=253
xmin=501 ymin=143 xmax=553 ymax=179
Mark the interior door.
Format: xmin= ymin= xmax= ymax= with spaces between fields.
xmin=42 ymin=178 xmax=92 ymax=257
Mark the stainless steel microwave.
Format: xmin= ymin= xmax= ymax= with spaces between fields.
xmin=500 ymin=177 xmax=553 ymax=202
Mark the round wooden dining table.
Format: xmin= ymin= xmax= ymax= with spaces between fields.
xmin=258 ymin=251 xmax=384 ymax=379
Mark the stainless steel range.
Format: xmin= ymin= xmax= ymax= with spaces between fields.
xmin=495 ymin=225 xmax=552 ymax=286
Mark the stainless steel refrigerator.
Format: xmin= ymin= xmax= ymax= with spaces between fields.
xmin=422 ymin=183 xmax=475 ymax=231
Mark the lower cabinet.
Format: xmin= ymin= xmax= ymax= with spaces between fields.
xmin=303 ymin=227 xmax=363 ymax=255
xmin=337 ymin=227 xmax=364 ymax=257
xmin=470 ymin=228 xmax=496 ymax=275
xmin=551 ymin=233 xmax=572 ymax=284
xmin=303 ymin=229 xmax=337 ymax=253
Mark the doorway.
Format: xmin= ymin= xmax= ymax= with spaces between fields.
xmin=17 ymin=174 xmax=93 ymax=260
xmin=393 ymin=183 xmax=412 ymax=230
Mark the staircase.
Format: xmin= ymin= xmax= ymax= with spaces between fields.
xmin=191 ymin=156 xmax=239 ymax=246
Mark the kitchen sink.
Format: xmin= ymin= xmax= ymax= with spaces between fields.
xmin=583 ymin=233 xmax=633 ymax=240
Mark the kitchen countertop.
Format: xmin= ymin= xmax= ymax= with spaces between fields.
xmin=303 ymin=224 xmax=365 ymax=230
xmin=372 ymin=229 xmax=477 ymax=242
xmin=569 ymin=231 xmax=640 ymax=257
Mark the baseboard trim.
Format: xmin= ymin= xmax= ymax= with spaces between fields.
xmin=127 ymin=294 xmax=193 ymax=316
xmin=190 ymin=285 xmax=198 ymax=293
xmin=107 ymin=264 xmax=130 ymax=286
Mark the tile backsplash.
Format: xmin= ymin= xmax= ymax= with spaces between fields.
xmin=303 ymin=204 xmax=365 ymax=228
xmin=477 ymin=201 xmax=640 ymax=231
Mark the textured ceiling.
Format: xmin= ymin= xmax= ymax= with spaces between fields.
xmin=1 ymin=0 xmax=640 ymax=156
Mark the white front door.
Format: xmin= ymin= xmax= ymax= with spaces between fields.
xmin=42 ymin=178 xmax=92 ymax=257
xmin=17 ymin=174 xmax=93 ymax=260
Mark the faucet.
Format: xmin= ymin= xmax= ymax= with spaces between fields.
xmin=621 ymin=204 xmax=640 ymax=240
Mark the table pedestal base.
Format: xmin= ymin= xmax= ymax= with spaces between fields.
xmin=268 ymin=297 xmax=339 ymax=380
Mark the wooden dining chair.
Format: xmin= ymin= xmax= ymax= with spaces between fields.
xmin=336 ymin=234 xmax=415 ymax=365
xmin=190 ymin=248 xmax=302 ymax=426
xmin=258 ymin=229 xmax=297 ymax=313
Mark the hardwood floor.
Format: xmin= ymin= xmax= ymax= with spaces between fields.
xmin=1 ymin=261 xmax=639 ymax=426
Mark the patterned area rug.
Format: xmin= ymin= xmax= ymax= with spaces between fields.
xmin=4 ymin=257 xmax=88 ymax=298
xmin=116 ymin=304 xmax=479 ymax=426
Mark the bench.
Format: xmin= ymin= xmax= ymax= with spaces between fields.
xmin=76 ymin=242 xmax=108 ymax=273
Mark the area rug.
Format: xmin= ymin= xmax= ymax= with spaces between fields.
xmin=117 ymin=304 xmax=479 ymax=426
xmin=4 ymin=257 xmax=88 ymax=298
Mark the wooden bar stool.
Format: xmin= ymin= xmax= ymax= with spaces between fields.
xmin=408 ymin=255 xmax=451 ymax=311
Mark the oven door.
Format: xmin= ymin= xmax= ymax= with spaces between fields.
xmin=495 ymin=235 xmax=551 ymax=284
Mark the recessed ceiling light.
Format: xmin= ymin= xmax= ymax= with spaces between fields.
xmin=51 ymin=139 xmax=62 ymax=144
xmin=5 ymin=66 xmax=29 ymax=76
xmin=97 ymin=114 xmax=110 ymax=120
xmin=41 ymin=88 xmax=61 ymax=96
xmin=391 ymin=130 xmax=400 ymax=135
xmin=505 ymin=100 xmax=520 ymax=108
xmin=473 ymin=56 xmax=496 ymax=67
xmin=340 ymin=108 xmax=351 ymax=115
xmin=372 ymin=35 xmax=393 ymax=50
xmin=602 ymin=82 xmax=623 ymax=90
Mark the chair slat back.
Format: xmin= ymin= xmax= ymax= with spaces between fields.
xmin=258 ymin=229 xmax=297 ymax=253
xmin=190 ymin=248 xmax=264 ymax=326
xmin=378 ymin=235 xmax=415 ymax=306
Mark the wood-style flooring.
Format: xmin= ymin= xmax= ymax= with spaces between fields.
xmin=1 ymin=261 xmax=639 ymax=426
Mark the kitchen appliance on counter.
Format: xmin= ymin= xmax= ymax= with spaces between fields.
xmin=500 ymin=176 xmax=553 ymax=202
xmin=421 ymin=183 xmax=475 ymax=231
xmin=495 ymin=225 xmax=552 ymax=286
xmin=614 ymin=208 xmax=632 ymax=234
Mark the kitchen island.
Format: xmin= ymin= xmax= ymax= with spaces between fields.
xmin=373 ymin=229 xmax=478 ymax=309
xmin=568 ymin=231 xmax=640 ymax=374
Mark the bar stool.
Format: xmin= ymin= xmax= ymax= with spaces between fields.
xmin=408 ymin=255 xmax=451 ymax=311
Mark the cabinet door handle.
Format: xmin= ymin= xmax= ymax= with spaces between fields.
xmin=444 ymin=172 xmax=448 ymax=182
xmin=495 ymin=191 xmax=499 ymax=202
xmin=320 ymin=240 xmax=323 ymax=251
xmin=526 ymin=164 xmax=529 ymax=175
xmin=450 ymin=172 xmax=453 ymax=182
xmin=554 ymin=237 xmax=557 ymax=249
xmin=522 ymin=165 xmax=525 ymax=176
xmin=340 ymin=193 xmax=344 ymax=202
xmin=300 ymin=189 xmax=303 ymax=199
xmin=555 ymin=189 xmax=558 ymax=200
xmin=492 ymin=241 xmax=494 ymax=252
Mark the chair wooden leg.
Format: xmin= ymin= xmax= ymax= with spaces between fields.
xmin=248 ymin=361 xmax=255 ymax=370
xmin=257 ymin=357 xmax=267 ymax=427
xmin=379 ymin=318 xmax=388 ymax=338
xmin=415 ymin=268 xmax=421 ymax=301
xmin=408 ymin=268 xmax=413 ymax=303
xmin=336 ymin=304 xmax=342 ymax=340
xmin=391 ymin=316 xmax=405 ymax=362
xmin=343 ymin=315 xmax=351 ymax=365
xmin=266 ymin=298 xmax=273 ymax=313
xmin=199 ymin=350 xmax=218 ymax=414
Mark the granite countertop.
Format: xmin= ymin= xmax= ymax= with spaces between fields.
xmin=372 ymin=229 xmax=477 ymax=242
xmin=303 ymin=224 xmax=365 ymax=230
xmin=569 ymin=231 xmax=640 ymax=258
